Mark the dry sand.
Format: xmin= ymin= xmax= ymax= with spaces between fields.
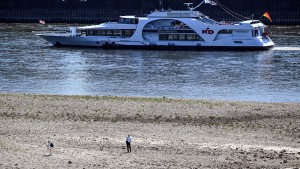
xmin=0 ymin=93 xmax=299 ymax=168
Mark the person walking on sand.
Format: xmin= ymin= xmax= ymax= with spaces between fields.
xmin=126 ymin=135 xmax=132 ymax=153
xmin=47 ymin=140 xmax=54 ymax=156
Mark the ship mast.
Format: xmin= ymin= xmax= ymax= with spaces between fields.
xmin=159 ymin=0 xmax=164 ymax=10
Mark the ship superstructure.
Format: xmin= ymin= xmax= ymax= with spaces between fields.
xmin=36 ymin=0 xmax=274 ymax=50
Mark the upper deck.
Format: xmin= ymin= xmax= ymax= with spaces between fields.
xmin=147 ymin=10 xmax=204 ymax=18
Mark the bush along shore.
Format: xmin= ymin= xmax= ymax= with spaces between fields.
xmin=0 ymin=93 xmax=300 ymax=168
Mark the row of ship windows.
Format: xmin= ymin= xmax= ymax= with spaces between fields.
xmin=159 ymin=34 xmax=204 ymax=41
xmin=82 ymin=29 xmax=203 ymax=41
xmin=218 ymin=29 xmax=260 ymax=37
xmin=81 ymin=29 xmax=253 ymax=37
xmin=219 ymin=29 xmax=233 ymax=34
xmin=81 ymin=29 xmax=135 ymax=37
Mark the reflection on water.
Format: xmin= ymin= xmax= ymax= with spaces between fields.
xmin=0 ymin=24 xmax=299 ymax=102
xmin=272 ymin=47 xmax=300 ymax=51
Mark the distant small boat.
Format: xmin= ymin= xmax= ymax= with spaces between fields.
xmin=35 ymin=0 xmax=274 ymax=51
xmin=39 ymin=20 xmax=45 ymax=24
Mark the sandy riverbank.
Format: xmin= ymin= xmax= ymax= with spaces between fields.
xmin=0 ymin=93 xmax=299 ymax=168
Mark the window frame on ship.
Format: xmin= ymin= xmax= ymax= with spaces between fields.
xmin=159 ymin=33 xmax=204 ymax=41
xmin=81 ymin=29 xmax=135 ymax=38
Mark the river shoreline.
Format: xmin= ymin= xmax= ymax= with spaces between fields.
xmin=0 ymin=93 xmax=299 ymax=168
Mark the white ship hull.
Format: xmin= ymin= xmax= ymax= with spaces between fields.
xmin=39 ymin=35 xmax=273 ymax=51
xmin=36 ymin=9 xmax=274 ymax=51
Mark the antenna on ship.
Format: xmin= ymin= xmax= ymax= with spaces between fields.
xmin=191 ymin=0 xmax=250 ymax=21
xmin=213 ymin=0 xmax=251 ymax=20
xmin=189 ymin=0 xmax=205 ymax=11
xmin=159 ymin=0 xmax=164 ymax=11
xmin=184 ymin=3 xmax=193 ymax=10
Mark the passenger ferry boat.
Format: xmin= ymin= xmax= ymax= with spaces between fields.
xmin=36 ymin=1 xmax=274 ymax=50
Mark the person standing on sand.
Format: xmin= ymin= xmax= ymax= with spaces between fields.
xmin=126 ymin=135 xmax=132 ymax=153
xmin=47 ymin=140 xmax=54 ymax=156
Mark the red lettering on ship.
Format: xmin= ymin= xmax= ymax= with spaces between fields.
xmin=202 ymin=29 xmax=214 ymax=34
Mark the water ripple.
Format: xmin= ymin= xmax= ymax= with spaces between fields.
xmin=0 ymin=23 xmax=299 ymax=102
